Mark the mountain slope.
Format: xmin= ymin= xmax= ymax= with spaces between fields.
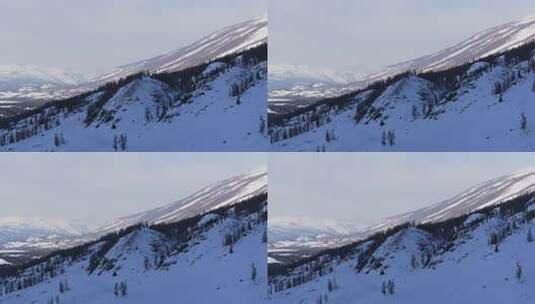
xmin=268 ymin=169 xmax=535 ymax=263
xmin=377 ymin=14 xmax=535 ymax=78
xmin=370 ymin=169 xmax=535 ymax=231
xmin=270 ymin=30 xmax=535 ymax=151
xmin=98 ymin=170 xmax=267 ymax=234
xmin=0 ymin=194 xmax=268 ymax=304
xmin=0 ymin=17 xmax=267 ymax=115
xmin=1 ymin=43 xmax=267 ymax=151
xmin=94 ymin=16 xmax=267 ymax=84
xmin=269 ymin=176 xmax=535 ymax=304
xmin=0 ymin=171 xmax=267 ymax=266
xmin=270 ymin=15 xmax=535 ymax=114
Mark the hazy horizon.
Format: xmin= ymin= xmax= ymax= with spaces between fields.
xmin=0 ymin=153 xmax=266 ymax=226
xmin=1 ymin=0 xmax=265 ymax=74
xmin=270 ymin=153 xmax=535 ymax=226
xmin=270 ymin=0 xmax=535 ymax=74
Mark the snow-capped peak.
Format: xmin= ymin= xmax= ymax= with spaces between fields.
xmin=0 ymin=216 xmax=90 ymax=236
xmin=97 ymin=171 xmax=267 ymax=234
xmin=269 ymin=216 xmax=364 ymax=242
xmin=93 ymin=16 xmax=267 ymax=84
xmin=0 ymin=64 xmax=87 ymax=90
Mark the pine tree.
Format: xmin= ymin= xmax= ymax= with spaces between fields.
xmin=259 ymin=116 xmax=266 ymax=135
xmin=113 ymin=135 xmax=118 ymax=152
xmin=527 ymin=227 xmax=533 ymax=243
xmin=411 ymin=254 xmax=418 ymax=269
xmin=521 ymin=112 xmax=528 ymax=131
xmin=516 ymin=262 xmax=523 ymax=281
xmin=251 ymin=263 xmax=257 ymax=282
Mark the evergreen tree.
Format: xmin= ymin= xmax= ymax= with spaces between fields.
xmin=251 ymin=263 xmax=257 ymax=282
xmin=521 ymin=112 xmax=528 ymax=131
xmin=516 ymin=262 xmax=523 ymax=281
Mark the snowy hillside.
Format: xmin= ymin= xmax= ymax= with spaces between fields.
xmin=0 ymin=16 xmax=267 ymax=118
xmin=269 ymin=169 xmax=535 ymax=264
xmin=0 ymin=194 xmax=268 ymax=304
xmin=269 ymin=14 xmax=535 ymax=117
xmin=0 ymin=171 xmax=267 ymax=267
xmin=94 ymin=16 xmax=267 ymax=84
xmin=0 ymin=44 xmax=267 ymax=151
xmin=270 ymin=34 xmax=535 ymax=151
xmin=98 ymin=170 xmax=267 ymax=234
xmin=269 ymin=178 xmax=535 ymax=303
xmin=376 ymin=14 xmax=535 ymax=78
xmin=0 ymin=17 xmax=267 ymax=151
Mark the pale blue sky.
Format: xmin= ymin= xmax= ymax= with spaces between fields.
xmin=1 ymin=0 xmax=265 ymax=73
xmin=269 ymin=153 xmax=535 ymax=225
xmin=270 ymin=0 xmax=535 ymax=73
xmin=0 ymin=153 xmax=266 ymax=225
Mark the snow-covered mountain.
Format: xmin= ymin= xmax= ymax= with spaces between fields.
xmin=94 ymin=16 xmax=267 ymax=84
xmin=0 ymin=218 xmax=91 ymax=265
xmin=0 ymin=194 xmax=268 ymax=303
xmin=0 ymin=65 xmax=87 ymax=91
xmin=269 ymin=171 xmax=535 ymax=303
xmin=268 ymin=169 xmax=535 ymax=263
xmin=0 ymin=217 xmax=90 ymax=240
xmin=268 ymin=217 xmax=366 ymax=263
xmin=375 ymin=14 xmax=535 ymax=79
xmin=0 ymin=171 xmax=267 ymax=267
xmin=270 ymin=14 xmax=535 ymax=111
xmin=269 ymin=217 xmax=364 ymax=242
xmin=268 ymin=64 xmax=366 ymax=115
xmin=0 ymin=16 xmax=267 ymax=115
xmin=269 ymin=64 xmax=364 ymax=90
xmin=270 ymin=14 xmax=535 ymax=151
xmin=98 ymin=170 xmax=267 ymax=234
xmin=369 ymin=169 xmax=535 ymax=231
xmin=0 ymin=17 xmax=268 ymax=151
xmin=0 ymin=173 xmax=268 ymax=303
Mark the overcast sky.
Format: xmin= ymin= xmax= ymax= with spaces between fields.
xmin=270 ymin=153 xmax=535 ymax=226
xmin=270 ymin=0 xmax=535 ymax=73
xmin=1 ymin=0 xmax=265 ymax=74
xmin=0 ymin=153 xmax=266 ymax=226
